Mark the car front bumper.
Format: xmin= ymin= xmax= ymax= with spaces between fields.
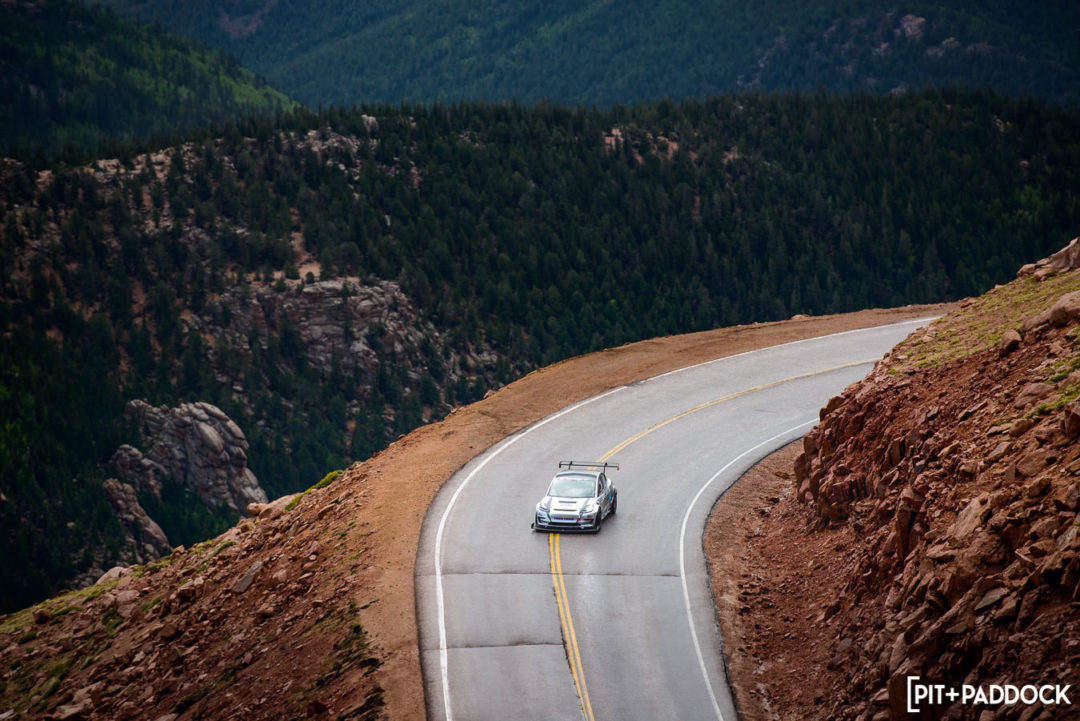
xmin=533 ymin=511 xmax=597 ymax=531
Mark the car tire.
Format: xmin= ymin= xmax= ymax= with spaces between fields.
xmin=593 ymin=513 xmax=603 ymax=533
xmin=610 ymin=493 xmax=617 ymax=515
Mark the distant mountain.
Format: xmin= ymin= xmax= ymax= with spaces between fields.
xmin=1 ymin=0 xmax=296 ymax=162
xmin=91 ymin=0 xmax=1079 ymax=107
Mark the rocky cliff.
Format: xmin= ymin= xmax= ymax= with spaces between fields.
xmin=189 ymin=277 xmax=451 ymax=394
xmin=787 ymin=239 xmax=1080 ymax=720
xmin=78 ymin=400 xmax=270 ymax=585
xmin=117 ymin=400 xmax=266 ymax=512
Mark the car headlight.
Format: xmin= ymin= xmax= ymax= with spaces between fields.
xmin=582 ymin=499 xmax=597 ymax=515
xmin=538 ymin=497 xmax=551 ymax=512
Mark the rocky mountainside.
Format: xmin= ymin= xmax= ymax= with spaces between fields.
xmin=0 ymin=470 xmax=385 ymax=721
xmin=712 ymin=237 xmax=1080 ymax=721
xmin=90 ymin=399 xmax=268 ymax=584
xmin=0 ymin=128 xmax=489 ymax=610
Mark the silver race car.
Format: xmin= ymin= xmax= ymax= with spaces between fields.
xmin=532 ymin=461 xmax=618 ymax=533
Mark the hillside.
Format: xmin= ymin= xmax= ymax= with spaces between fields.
xmin=0 ymin=0 xmax=296 ymax=163
xmin=0 ymin=303 xmax=949 ymax=721
xmin=2 ymin=92 xmax=1080 ymax=612
xmin=707 ymin=238 xmax=1080 ymax=720
xmin=92 ymin=0 xmax=1079 ymax=107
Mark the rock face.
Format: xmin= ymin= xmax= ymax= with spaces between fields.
xmin=787 ymin=255 xmax=1080 ymax=720
xmin=101 ymin=478 xmax=173 ymax=563
xmin=119 ymin=400 xmax=267 ymax=512
xmin=191 ymin=278 xmax=448 ymax=382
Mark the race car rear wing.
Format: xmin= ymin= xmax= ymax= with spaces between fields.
xmin=559 ymin=460 xmax=620 ymax=472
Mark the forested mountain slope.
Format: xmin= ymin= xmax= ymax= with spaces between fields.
xmin=92 ymin=0 xmax=1079 ymax=107
xmin=1 ymin=0 xmax=295 ymax=162
xmin=2 ymin=91 xmax=1079 ymax=612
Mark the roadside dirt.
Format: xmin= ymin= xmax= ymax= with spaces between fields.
xmin=704 ymin=440 xmax=828 ymax=719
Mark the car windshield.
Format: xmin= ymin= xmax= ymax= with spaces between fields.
xmin=547 ymin=474 xmax=596 ymax=498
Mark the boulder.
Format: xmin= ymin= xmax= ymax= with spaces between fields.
xmin=997 ymin=329 xmax=1022 ymax=356
xmin=1020 ymin=309 xmax=1053 ymax=333
xmin=248 ymin=493 xmax=298 ymax=520
xmin=54 ymin=703 xmax=89 ymax=720
xmin=1048 ymin=290 xmax=1080 ymax=327
xmin=987 ymin=441 xmax=1012 ymax=462
xmin=1013 ymin=383 xmax=1055 ymax=410
xmin=974 ymin=586 xmax=1007 ymax=612
xmin=1064 ymin=400 xmax=1080 ymax=439
xmin=96 ymin=566 xmax=126 ymax=585
xmin=1008 ymin=418 xmax=1035 ymax=437
xmin=1045 ymin=236 xmax=1080 ymax=271
xmin=1025 ymin=476 xmax=1051 ymax=498
xmin=1015 ymin=449 xmax=1051 ymax=478
xmin=232 ymin=561 xmax=263 ymax=594
xmin=951 ymin=496 xmax=990 ymax=545
xmin=176 ymin=577 xmax=204 ymax=604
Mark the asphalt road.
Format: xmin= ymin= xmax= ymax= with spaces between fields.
xmin=416 ymin=319 xmax=932 ymax=721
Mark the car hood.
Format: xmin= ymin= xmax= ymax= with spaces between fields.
xmin=546 ymin=496 xmax=591 ymax=513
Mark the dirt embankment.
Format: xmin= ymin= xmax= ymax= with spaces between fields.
xmin=708 ymin=242 xmax=1080 ymax=721
xmin=0 ymin=303 xmax=950 ymax=721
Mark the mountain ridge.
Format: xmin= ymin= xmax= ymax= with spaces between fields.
xmin=0 ymin=0 xmax=296 ymax=163
xmin=93 ymin=0 xmax=1080 ymax=107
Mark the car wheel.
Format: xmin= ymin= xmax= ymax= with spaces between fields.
xmin=592 ymin=513 xmax=603 ymax=533
xmin=610 ymin=493 xmax=617 ymax=515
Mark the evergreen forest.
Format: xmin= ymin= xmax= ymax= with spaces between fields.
xmin=3 ymin=90 xmax=1080 ymax=611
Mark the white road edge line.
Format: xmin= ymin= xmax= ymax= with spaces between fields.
xmin=650 ymin=316 xmax=936 ymax=384
xmin=434 ymin=386 xmax=626 ymax=721
xmin=679 ymin=417 xmax=818 ymax=721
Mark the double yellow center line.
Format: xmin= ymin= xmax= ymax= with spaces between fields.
xmin=547 ymin=359 xmax=874 ymax=720
xmin=550 ymin=532 xmax=595 ymax=721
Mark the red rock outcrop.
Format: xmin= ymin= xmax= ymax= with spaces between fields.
xmin=791 ymin=254 xmax=1080 ymax=720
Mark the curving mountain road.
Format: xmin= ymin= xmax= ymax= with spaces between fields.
xmin=416 ymin=319 xmax=932 ymax=721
